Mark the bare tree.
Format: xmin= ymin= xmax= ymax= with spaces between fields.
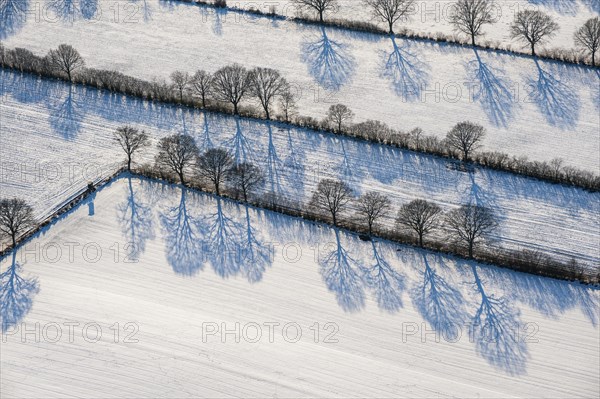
xmin=248 ymin=67 xmax=288 ymax=120
xmin=446 ymin=121 xmax=486 ymax=161
xmin=364 ymin=0 xmax=415 ymax=34
xmin=113 ymin=126 xmax=150 ymax=171
xmin=170 ymin=71 xmax=190 ymax=102
xmin=311 ymin=179 xmax=354 ymax=226
xmin=191 ymin=70 xmax=212 ymax=108
xmin=211 ymin=64 xmax=250 ymax=115
xmin=196 ymin=148 xmax=234 ymax=196
xmin=47 ymin=44 xmax=85 ymax=82
xmin=510 ymin=10 xmax=559 ymax=56
xmin=396 ymin=199 xmax=442 ymax=247
xmin=327 ymin=103 xmax=354 ymax=133
xmin=279 ymin=88 xmax=298 ymax=123
xmin=574 ymin=17 xmax=600 ymax=66
xmin=356 ymin=191 xmax=391 ymax=235
xmin=231 ymin=162 xmax=265 ymax=202
xmin=446 ymin=205 xmax=497 ymax=258
xmin=293 ymin=0 xmax=338 ymax=22
xmin=155 ymin=134 xmax=199 ymax=186
xmin=450 ymin=0 xmax=495 ymax=46
xmin=0 ymin=198 xmax=35 ymax=248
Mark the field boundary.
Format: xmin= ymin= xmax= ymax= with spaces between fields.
xmin=3 ymin=171 xmax=594 ymax=284
xmin=172 ymin=0 xmax=600 ymax=68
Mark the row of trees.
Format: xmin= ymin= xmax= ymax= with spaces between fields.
xmin=114 ymin=127 xmax=495 ymax=258
xmin=1 ymin=44 xmax=597 ymax=190
xmin=170 ymin=64 xmax=294 ymax=118
xmin=311 ymin=179 xmax=497 ymax=258
xmin=293 ymin=0 xmax=599 ymax=62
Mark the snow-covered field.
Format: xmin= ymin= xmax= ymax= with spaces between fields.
xmin=1 ymin=177 xmax=598 ymax=398
xmin=2 ymin=0 xmax=599 ymax=170
xmin=235 ymin=0 xmax=600 ymax=50
xmin=1 ymin=70 xmax=598 ymax=267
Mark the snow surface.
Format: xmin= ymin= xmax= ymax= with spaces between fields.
xmin=1 ymin=177 xmax=599 ymax=398
xmin=234 ymin=0 xmax=600 ymax=50
xmin=2 ymin=0 xmax=599 ymax=171
xmin=1 ymin=70 xmax=599 ymax=268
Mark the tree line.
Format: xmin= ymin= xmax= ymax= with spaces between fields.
xmin=0 ymin=43 xmax=598 ymax=191
xmin=0 ymin=128 xmax=595 ymax=283
xmin=297 ymin=0 xmax=599 ymax=64
xmin=188 ymin=0 xmax=600 ymax=65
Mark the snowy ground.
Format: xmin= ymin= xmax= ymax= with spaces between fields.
xmin=1 ymin=177 xmax=598 ymax=398
xmin=235 ymin=0 xmax=600 ymax=51
xmin=1 ymin=70 xmax=599 ymax=268
xmin=2 ymin=0 xmax=599 ymax=171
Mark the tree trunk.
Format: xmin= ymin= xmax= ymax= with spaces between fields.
xmin=471 ymin=35 xmax=476 ymax=47
xmin=67 ymin=70 xmax=72 ymax=82
xmin=265 ymin=107 xmax=270 ymax=120
xmin=127 ymin=156 xmax=132 ymax=171
xmin=179 ymin=171 xmax=185 ymax=186
xmin=468 ymin=241 xmax=474 ymax=258
xmin=215 ymin=181 xmax=220 ymax=196
xmin=332 ymin=213 xmax=337 ymax=226
xmin=531 ymin=42 xmax=536 ymax=56
xmin=11 ymin=233 xmax=16 ymax=248
xmin=592 ymin=50 xmax=596 ymax=66
xmin=319 ymin=10 xmax=324 ymax=22
xmin=202 ymin=94 xmax=206 ymax=108
xmin=233 ymin=102 xmax=238 ymax=115
xmin=419 ymin=233 xmax=423 ymax=247
xmin=389 ymin=21 xmax=394 ymax=35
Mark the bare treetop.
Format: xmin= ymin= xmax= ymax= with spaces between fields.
xmin=357 ymin=191 xmax=391 ymax=235
xmin=47 ymin=44 xmax=85 ymax=82
xmin=327 ymin=104 xmax=354 ymax=133
xmin=446 ymin=121 xmax=486 ymax=161
xmin=0 ymin=198 xmax=35 ymax=248
xmin=248 ymin=67 xmax=288 ymax=120
xmin=196 ymin=148 xmax=234 ymax=196
xmin=231 ymin=162 xmax=265 ymax=202
xmin=170 ymin=71 xmax=191 ymax=102
xmin=450 ymin=0 xmax=495 ymax=46
xmin=293 ymin=0 xmax=338 ymax=22
xmin=364 ymin=0 xmax=415 ymax=34
xmin=191 ymin=70 xmax=212 ymax=108
xmin=311 ymin=179 xmax=354 ymax=226
xmin=446 ymin=205 xmax=497 ymax=258
xmin=155 ymin=134 xmax=199 ymax=185
xmin=396 ymin=199 xmax=442 ymax=247
xmin=113 ymin=126 xmax=150 ymax=171
xmin=211 ymin=64 xmax=250 ymax=115
xmin=510 ymin=10 xmax=559 ymax=56
xmin=574 ymin=17 xmax=600 ymax=66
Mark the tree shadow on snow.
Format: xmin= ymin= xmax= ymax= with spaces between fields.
xmin=464 ymin=262 xmax=529 ymax=376
xmin=0 ymin=252 xmax=40 ymax=333
xmin=0 ymin=0 xmax=29 ymax=40
xmin=301 ymin=26 xmax=356 ymax=92
xmin=410 ymin=253 xmax=468 ymax=338
xmin=364 ymin=240 xmax=406 ymax=313
xmin=526 ymin=59 xmax=580 ymax=130
xmin=527 ymin=0 xmax=578 ymax=15
xmin=380 ymin=36 xmax=430 ymax=102
xmin=465 ymin=49 xmax=515 ymax=128
xmin=160 ymin=187 xmax=205 ymax=276
xmin=47 ymin=84 xmax=86 ymax=140
xmin=117 ymin=176 xmax=156 ymax=260
xmin=319 ymin=229 xmax=368 ymax=312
